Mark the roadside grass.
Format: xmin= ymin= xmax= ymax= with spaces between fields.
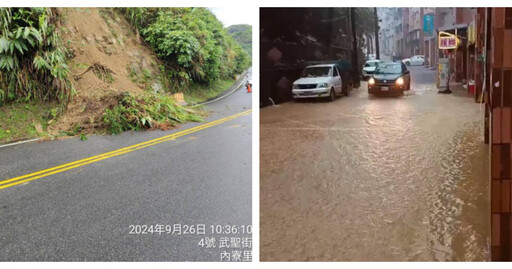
xmin=0 ymin=102 xmax=57 ymax=143
xmin=183 ymin=78 xmax=238 ymax=104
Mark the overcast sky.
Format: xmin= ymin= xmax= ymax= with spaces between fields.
xmin=209 ymin=7 xmax=253 ymax=27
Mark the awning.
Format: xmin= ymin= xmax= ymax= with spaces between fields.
xmin=437 ymin=23 xmax=469 ymax=32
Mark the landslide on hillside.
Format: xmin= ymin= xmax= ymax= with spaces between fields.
xmin=49 ymin=8 xmax=164 ymax=134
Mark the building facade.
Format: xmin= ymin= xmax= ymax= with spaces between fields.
xmin=378 ymin=8 xmax=478 ymax=85
xmin=480 ymin=7 xmax=512 ymax=261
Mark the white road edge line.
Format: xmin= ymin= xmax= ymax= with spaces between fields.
xmin=0 ymin=138 xmax=41 ymax=149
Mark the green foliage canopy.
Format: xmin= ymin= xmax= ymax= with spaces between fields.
xmin=227 ymin=24 xmax=252 ymax=55
xmin=123 ymin=8 xmax=250 ymax=87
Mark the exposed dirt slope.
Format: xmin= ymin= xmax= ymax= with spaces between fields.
xmin=50 ymin=8 xmax=163 ymax=134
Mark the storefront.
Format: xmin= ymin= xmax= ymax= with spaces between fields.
xmin=437 ymin=24 xmax=469 ymax=83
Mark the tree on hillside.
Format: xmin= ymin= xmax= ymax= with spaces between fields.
xmin=227 ymin=24 xmax=252 ymax=55
xmin=122 ymin=7 xmax=250 ymax=87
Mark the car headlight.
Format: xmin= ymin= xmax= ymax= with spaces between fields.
xmin=293 ymin=84 xmax=299 ymax=89
xmin=396 ymin=77 xmax=404 ymax=85
xmin=368 ymin=78 xmax=375 ymax=85
xmin=317 ymin=83 xmax=328 ymax=88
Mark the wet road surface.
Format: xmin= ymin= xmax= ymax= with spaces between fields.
xmin=0 ymin=72 xmax=252 ymax=261
xmin=260 ymin=66 xmax=490 ymax=261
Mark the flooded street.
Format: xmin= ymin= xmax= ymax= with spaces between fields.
xmin=260 ymin=66 xmax=490 ymax=261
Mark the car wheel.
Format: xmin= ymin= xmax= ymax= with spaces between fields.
xmin=328 ymin=88 xmax=335 ymax=102
xmin=406 ymin=61 xmax=410 ymax=66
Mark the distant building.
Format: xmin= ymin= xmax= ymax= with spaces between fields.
xmin=378 ymin=7 xmax=477 ymax=85
xmin=406 ymin=8 xmax=424 ymax=57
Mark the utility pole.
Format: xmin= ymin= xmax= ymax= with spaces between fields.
xmin=369 ymin=34 xmax=374 ymax=54
xmin=374 ymin=7 xmax=380 ymax=59
xmin=350 ymin=8 xmax=359 ymax=81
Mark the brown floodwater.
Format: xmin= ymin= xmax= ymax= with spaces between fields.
xmin=260 ymin=67 xmax=490 ymax=261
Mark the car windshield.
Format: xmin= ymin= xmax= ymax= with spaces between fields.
xmin=365 ymin=61 xmax=378 ymax=67
xmin=375 ymin=64 xmax=402 ymax=74
xmin=302 ymin=67 xmax=331 ymax=77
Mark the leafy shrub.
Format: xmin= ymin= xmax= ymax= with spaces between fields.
xmin=103 ymin=92 xmax=203 ymax=135
xmin=121 ymin=8 xmax=250 ymax=88
xmin=0 ymin=8 xmax=74 ymax=106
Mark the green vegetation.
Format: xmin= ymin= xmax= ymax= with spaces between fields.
xmin=98 ymin=8 xmax=119 ymax=39
xmin=103 ymin=92 xmax=204 ymax=135
xmin=227 ymin=24 xmax=252 ymax=55
xmin=128 ymin=65 xmax=153 ymax=89
xmin=0 ymin=8 xmax=74 ymax=106
xmin=0 ymin=8 xmax=244 ymax=141
xmin=0 ymin=101 xmax=56 ymax=142
xmin=121 ymin=8 xmax=250 ymax=89
xmin=184 ymin=78 xmax=237 ymax=104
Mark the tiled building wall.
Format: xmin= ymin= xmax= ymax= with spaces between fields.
xmin=489 ymin=7 xmax=512 ymax=261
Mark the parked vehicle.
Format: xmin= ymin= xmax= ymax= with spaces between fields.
xmin=402 ymin=55 xmax=425 ymax=66
xmin=362 ymin=60 xmax=382 ymax=80
xmin=368 ymin=61 xmax=411 ymax=95
xmin=292 ymin=64 xmax=343 ymax=101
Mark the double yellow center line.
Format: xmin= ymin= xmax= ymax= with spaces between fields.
xmin=0 ymin=109 xmax=251 ymax=190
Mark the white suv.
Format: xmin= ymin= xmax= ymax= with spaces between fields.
xmin=292 ymin=64 xmax=343 ymax=101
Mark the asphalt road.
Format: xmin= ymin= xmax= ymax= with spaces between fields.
xmin=260 ymin=66 xmax=489 ymax=261
xmin=0 ymin=71 xmax=252 ymax=261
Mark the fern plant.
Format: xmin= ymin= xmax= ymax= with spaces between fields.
xmin=0 ymin=8 xmax=74 ymax=106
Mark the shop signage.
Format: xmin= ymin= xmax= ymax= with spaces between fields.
xmin=438 ymin=31 xmax=459 ymax=49
xmin=423 ymin=14 xmax=434 ymax=36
